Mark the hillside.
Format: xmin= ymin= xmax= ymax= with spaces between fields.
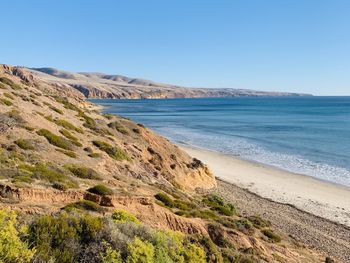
xmin=26 ymin=67 xmax=311 ymax=99
xmin=0 ymin=64 xmax=331 ymax=263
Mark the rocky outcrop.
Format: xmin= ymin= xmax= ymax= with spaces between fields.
xmin=0 ymin=184 xmax=84 ymax=204
xmin=0 ymin=64 xmax=34 ymax=84
xmin=0 ymin=184 xmax=207 ymax=234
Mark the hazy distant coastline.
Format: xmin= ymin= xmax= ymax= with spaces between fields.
xmin=22 ymin=66 xmax=312 ymax=99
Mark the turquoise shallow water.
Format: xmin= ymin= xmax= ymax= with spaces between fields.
xmin=91 ymin=97 xmax=350 ymax=187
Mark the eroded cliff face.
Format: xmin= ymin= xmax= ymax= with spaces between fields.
xmin=0 ymin=184 xmax=207 ymax=235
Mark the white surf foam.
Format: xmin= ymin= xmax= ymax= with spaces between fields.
xmin=156 ymin=126 xmax=350 ymax=187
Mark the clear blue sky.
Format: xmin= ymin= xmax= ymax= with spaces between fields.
xmin=1 ymin=0 xmax=349 ymax=95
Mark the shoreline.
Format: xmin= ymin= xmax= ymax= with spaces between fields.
xmin=179 ymin=144 xmax=350 ymax=227
xmin=216 ymin=179 xmax=350 ymax=262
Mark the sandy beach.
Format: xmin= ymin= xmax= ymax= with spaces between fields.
xmin=181 ymin=145 xmax=350 ymax=262
xmin=181 ymin=145 xmax=350 ymax=227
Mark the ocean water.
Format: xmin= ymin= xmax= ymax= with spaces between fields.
xmin=91 ymin=97 xmax=350 ymax=187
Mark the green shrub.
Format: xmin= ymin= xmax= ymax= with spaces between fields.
xmin=156 ymin=195 xmax=196 ymax=212
xmin=152 ymin=230 xmax=207 ymax=263
xmin=152 ymin=230 xmax=184 ymax=262
xmin=173 ymin=199 xmax=197 ymax=211
xmin=0 ymin=209 xmax=35 ymax=263
xmin=3 ymin=92 xmax=14 ymax=99
xmin=12 ymin=174 xmax=34 ymax=184
xmin=154 ymin=193 xmax=174 ymax=208
xmin=92 ymin=140 xmax=130 ymax=161
xmin=79 ymin=112 xmax=98 ymax=131
xmin=176 ymin=209 xmax=219 ymax=220
xmin=42 ymin=101 xmax=63 ymax=114
xmin=53 ymin=97 xmax=81 ymax=112
xmin=0 ymin=77 xmax=22 ymax=90
xmin=187 ymin=234 xmax=223 ymax=263
xmin=101 ymin=244 xmax=123 ymax=263
xmin=66 ymin=164 xmax=101 ymax=180
xmin=0 ymin=147 xmax=25 ymax=166
xmin=88 ymin=152 xmax=101 ymax=158
xmin=59 ymin=129 xmax=77 ymax=141
xmin=216 ymin=217 xmax=237 ymax=229
xmin=7 ymin=109 xmax=25 ymax=123
xmin=112 ymin=210 xmax=140 ymax=224
xmin=261 ymin=229 xmax=281 ymax=243
xmin=233 ymin=254 xmax=255 ymax=263
xmin=0 ymin=77 xmax=14 ymax=86
xmin=247 ymin=215 xmax=271 ymax=229
xmin=207 ymin=223 xmax=232 ymax=248
xmin=20 ymin=163 xmax=78 ymax=188
xmin=56 ymin=148 xmax=77 ymax=158
xmin=203 ymin=194 xmax=236 ymax=216
xmin=108 ymin=121 xmax=129 ymax=135
xmin=235 ymin=219 xmax=254 ymax=234
xmin=64 ymin=200 xmax=104 ymax=212
xmin=23 ymin=126 xmax=35 ymax=132
xmin=50 ymin=106 xmax=63 ymax=114
xmin=15 ymin=139 xmax=35 ymax=150
xmin=126 ymin=237 xmax=155 ymax=263
xmin=55 ymin=119 xmax=84 ymax=133
xmin=59 ymin=129 xmax=82 ymax=147
xmin=52 ymin=182 xmax=68 ymax=191
xmin=183 ymin=243 xmax=206 ymax=263
xmin=88 ymin=184 xmax=113 ymax=196
xmin=37 ymin=129 xmax=73 ymax=150
xmin=44 ymin=114 xmax=54 ymax=122
xmin=0 ymin=97 xmax=13 ymax=106
xmin=0 ymin=208 xmax=211 ymax=263
xmin=103 ymin=113 xmax=114 ymax=120
xmin=28 ymin=212 xmax=104 ymax=262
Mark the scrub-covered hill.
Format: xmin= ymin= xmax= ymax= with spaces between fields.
xmin=0 ymin=64 xmax=330 ymax=263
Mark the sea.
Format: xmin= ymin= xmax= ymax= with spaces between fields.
xmin=90 ymin=97 xmax=350 ymax=187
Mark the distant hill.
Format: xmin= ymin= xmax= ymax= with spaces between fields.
xmin=29 ymin=67 xmax=311 ymax=99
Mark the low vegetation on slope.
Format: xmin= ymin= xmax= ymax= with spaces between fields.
xmin=37 ymin=129 xmax=73 ymax=150
xmin=0 ymin=190 xmax=292 ymax=263
xmin=92 ymin=140 xmax=130 ymax=161
xmin=1 ymin=208 xmax=206 ymax=263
